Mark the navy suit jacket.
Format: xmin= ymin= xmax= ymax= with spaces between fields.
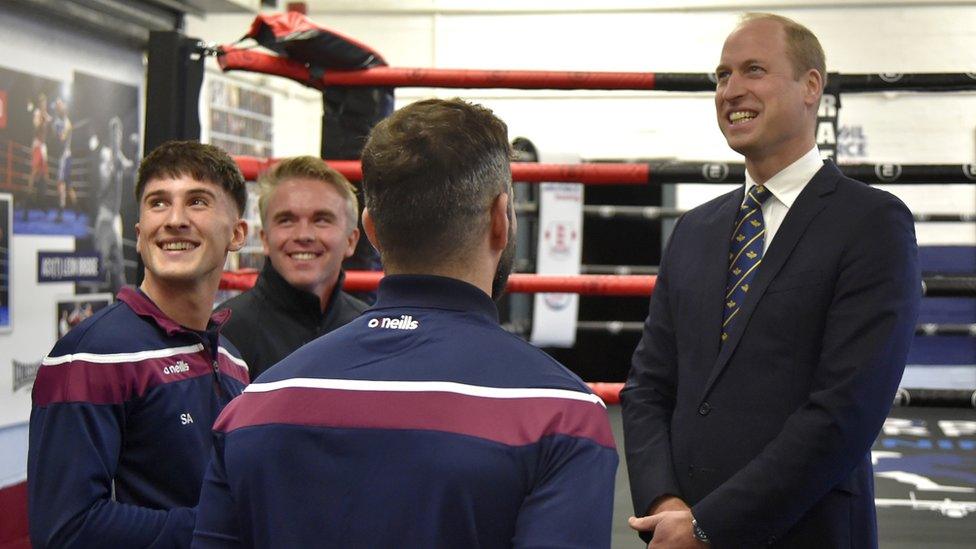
xmin=621 ymin=161 xmax=920 ymax=548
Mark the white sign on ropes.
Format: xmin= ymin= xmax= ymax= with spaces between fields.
xmin=530 ymin=152 xmax=583 ymax=348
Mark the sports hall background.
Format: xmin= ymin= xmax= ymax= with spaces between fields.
xmin=0 ymin=1 xmax=974 ymax=547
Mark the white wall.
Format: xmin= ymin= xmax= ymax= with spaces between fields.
xmin=0 ymin=9 xmax=145 ymax=85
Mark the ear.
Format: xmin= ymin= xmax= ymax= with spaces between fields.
xmin=361 ymin=208 xmax=380 ymax=254
xmin=228 ymin=218 xmax=248 ymax=252
xmin=344 ymin=226 xmax=360 ymax=259
xmin=134 ymin=222 xmax=143 ymax=255
xmin=803 ymin=68 xmax=824 ymax=108
xmin=489 ymin=191 xmax=512 ymax=254
xmin=259 ymin=226 xmax=270 ymax=257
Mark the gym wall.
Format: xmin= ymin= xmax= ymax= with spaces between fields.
xmin=0 ymin=0 xmax=143 ymax=494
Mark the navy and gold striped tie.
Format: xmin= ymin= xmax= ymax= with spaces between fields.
xmin=722 ymin=185 xmax=772 ymax=343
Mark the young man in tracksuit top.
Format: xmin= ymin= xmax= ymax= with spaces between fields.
xmin=28 ymin=141 xmax=251 ymax=548
xmin=193 ymin=99 xmax=618 ymax=548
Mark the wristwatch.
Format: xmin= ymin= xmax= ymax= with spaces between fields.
xmin=691 ymin=517 xmax=711 ymax=544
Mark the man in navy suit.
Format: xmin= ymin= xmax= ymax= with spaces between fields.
xmin=622 ymin=13 xmax=920 ymax=548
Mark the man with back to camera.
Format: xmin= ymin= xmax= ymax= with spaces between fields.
xmin=622 ymin=13 xmax=920 ymax=548
xmin=217 ymin=156 xmax=367 ymax=379
xmin=28 ymin=141 xmax=251 ymax=548
xmin=192 ymin=98 xmax=618 ymax=548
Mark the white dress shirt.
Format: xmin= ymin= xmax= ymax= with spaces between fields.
xmin=743 ymin=146 xmax=824 ymax=254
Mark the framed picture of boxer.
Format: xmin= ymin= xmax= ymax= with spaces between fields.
xmin=55 ymin=293 xmax=112 ymax=339
xmin=0 ymin=192 xmax=10 ymax=333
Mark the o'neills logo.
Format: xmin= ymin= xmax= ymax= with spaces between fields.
xmin=163 ymin=360 xmax=190 ymax=375
xmin=13 ymin=359 xmax=41 ymax=392
xmin=368 ymin=315 xmax=419 ymax=330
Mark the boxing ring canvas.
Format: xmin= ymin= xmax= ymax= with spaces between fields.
xmin=874 ymin=407 xmax=976 ymax=539
xmin=606 ymin=404 xmax=976 ymax=548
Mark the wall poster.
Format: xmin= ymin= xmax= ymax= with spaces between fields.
xmin=0 ymin=64 xmax=140 ymax=405
xmin=56 ymin=293 xmax=113 ymax=338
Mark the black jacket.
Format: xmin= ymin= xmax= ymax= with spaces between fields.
xmin=218 ymin=260 xmax=368 ymax=380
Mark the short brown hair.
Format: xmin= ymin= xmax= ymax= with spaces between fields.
xmin=136 ymin=141 xmax=247 ymax=215
xmin=741 ymin=12 xmax=827 ymax=89
xmin=361 ymin=98 xmax=511 ymax=270
xmin=258 ymin=156 xmax=359 ymax=231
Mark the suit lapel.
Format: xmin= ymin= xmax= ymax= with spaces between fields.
xmin=700 ymin=162 xmax=841 ymax=400
xmin=697 ymin=189 xmax=744 ymax=368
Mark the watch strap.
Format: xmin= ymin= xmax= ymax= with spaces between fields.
xmin=691 ymin=517 xmax=711 ymax=544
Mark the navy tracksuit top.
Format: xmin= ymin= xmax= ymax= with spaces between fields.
xmin=28 ymin=288 xmax=249 ymax=548
xmin=193 ymin=275 xmax=618 ymax=548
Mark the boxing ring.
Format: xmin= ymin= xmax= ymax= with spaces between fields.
xmin=195 ymin=14 xmax=976 ymax=546
xmin=1 ymin=137 xmax=95 ymax=236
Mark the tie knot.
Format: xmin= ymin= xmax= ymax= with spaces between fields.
xmin=747 ymin=185 xmax=771 ymax=206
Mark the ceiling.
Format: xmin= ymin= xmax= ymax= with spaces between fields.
xmin=7 ymin=0 xmax=265 ymax=45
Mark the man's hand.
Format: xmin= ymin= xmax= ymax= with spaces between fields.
xmin=628 ymin=509 xmax=708 ymax=549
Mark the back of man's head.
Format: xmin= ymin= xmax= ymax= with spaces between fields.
xmin=361 ymin=98 xmax=511 ymax=271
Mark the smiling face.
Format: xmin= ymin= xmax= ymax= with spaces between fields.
xmin=260 ymin=178 xmax=358 ymax=302
xmin=714 ymin=18 xmax=821 ymax=176
xmin=136 ymin=175 xmax=246 ymax=294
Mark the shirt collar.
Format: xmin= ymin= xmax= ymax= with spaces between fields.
xmin=371 ymin=274 xmax=499 ymax=323
xmin=118 ymin=286 xmax=229 ymax=337
xmin=744 ymin=146 xmax=823 ymax=209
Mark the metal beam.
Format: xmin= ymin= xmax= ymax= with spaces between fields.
xmin=7 ymin=0 xmax=155 ymax=45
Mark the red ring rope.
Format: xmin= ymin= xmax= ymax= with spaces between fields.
xmin=233 ymin=156 xmax=650 ymax=184
xmin=219 ymin=46 xmax=656 ymax=90
xmin=220 ymin=270 xmax=656 ymax=296
xmin=221 ymin=269 xmax=639 ymax=404
xmin=221 ymin=270 xmax=631 ymax=403
xmin=587 ymin=382 xmax=624 ymax=405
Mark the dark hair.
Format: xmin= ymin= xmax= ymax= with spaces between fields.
xmin=136 ymin=141 xmax=247 ymax=215
xmin=361 ymin=98 xmax=511 ymax=270
xmin=258 ymin=156 xmax=358 ymax=230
